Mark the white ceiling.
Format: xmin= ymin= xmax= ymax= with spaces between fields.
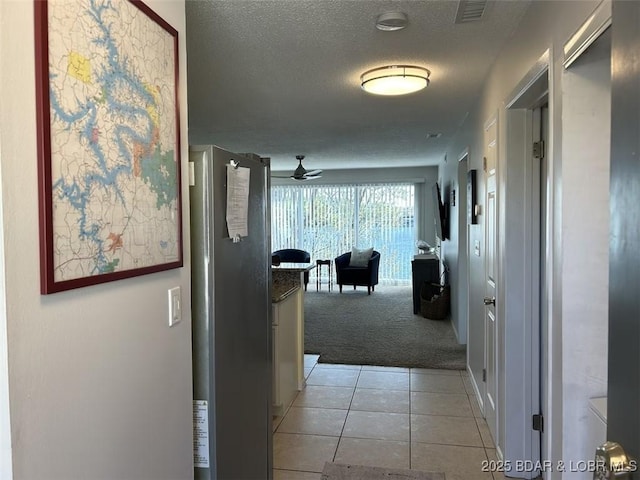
xmin=185 ymin=0 xmax=531 ymax=173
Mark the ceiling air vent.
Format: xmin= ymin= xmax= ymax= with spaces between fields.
xmin=455 ymin=0 xmax=487 ymax=23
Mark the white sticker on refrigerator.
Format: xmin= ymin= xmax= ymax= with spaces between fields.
xmin=193 ymin=400 xmax=210 ymax=468
xmin=226 ymin=164 xmax=250 ymax=240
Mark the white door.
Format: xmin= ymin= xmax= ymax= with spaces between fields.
xmin=484 ymin=121 xmax=498 ymax=441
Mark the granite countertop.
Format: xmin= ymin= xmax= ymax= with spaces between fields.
xmin=272 ymin=283 xmax=299 ymax=303
xmin=272 ymin=263 xmax=315 ymax=302
xmin=272 ymin=270 xmax=300 ymax=303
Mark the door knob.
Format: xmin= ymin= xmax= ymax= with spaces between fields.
xmin=594 ymin=441 xmax=637 ymax=479
xmin=483 ymin=296 xmax=495 ymax=306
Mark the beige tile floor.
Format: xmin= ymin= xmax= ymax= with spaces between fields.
xmin=273 ymin=355 xmax=502 ymax=480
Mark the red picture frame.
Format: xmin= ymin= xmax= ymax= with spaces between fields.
xmin=35 ymin=0 xmax=182 ymax=294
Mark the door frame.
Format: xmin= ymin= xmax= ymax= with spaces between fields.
xmin=497 ymin=50 xmax=551 ymax=477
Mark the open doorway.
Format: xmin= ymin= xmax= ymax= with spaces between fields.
xmin=271 ymin=180 xmax=465 ymax=370
xmin=560 ymin=23 xmax=612 ymax=470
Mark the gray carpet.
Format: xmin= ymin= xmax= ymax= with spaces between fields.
xmin=321 ymin=462 xmax=445 ymax=479
xmin=304 ymin=285 xmax=466 ymax=369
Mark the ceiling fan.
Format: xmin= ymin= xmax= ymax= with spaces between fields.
xmin=274 ymin=155 xmax=322 ymax=181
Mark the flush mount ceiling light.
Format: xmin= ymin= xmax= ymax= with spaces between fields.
xmin=360 ymin=65 xmax=430 ymax=96
xmin=375 ymin=12 xmax=408 ymax=31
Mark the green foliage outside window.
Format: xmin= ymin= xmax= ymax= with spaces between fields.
xmin=271 ymin=183 xmax=415 ymax=284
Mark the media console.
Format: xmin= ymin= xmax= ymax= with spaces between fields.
xmin=411 ymin=254 xmax=440 ymax=314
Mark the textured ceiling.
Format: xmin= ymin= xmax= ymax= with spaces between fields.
xmin=185 ymin=0 xmax=531 ymax=173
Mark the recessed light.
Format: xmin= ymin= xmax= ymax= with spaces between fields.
xmin=375 ymin=12 xmax=408 ymax=32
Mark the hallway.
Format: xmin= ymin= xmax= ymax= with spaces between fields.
xmin=273 ymin=355 xmax=504 ymax=480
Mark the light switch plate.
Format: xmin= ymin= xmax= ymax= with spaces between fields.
xmin=168 ymin=287 xmax=181 ymax=326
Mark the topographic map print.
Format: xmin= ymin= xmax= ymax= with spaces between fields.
xmin=47 ymin=0 xmax=179 ymax=283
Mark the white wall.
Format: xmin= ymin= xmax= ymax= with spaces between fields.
xmin=438 ymin=154 xmax=469 ymax=344
xmin=438 ymin=0 xmax=604 ymax=477
xmin=0 ymin=1 xmax=193 ymax=479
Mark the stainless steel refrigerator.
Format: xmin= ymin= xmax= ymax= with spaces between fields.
xmin=190 ymin=145 xmax=272 ymax=480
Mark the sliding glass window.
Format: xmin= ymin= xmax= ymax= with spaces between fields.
xmin=271 ymin=183 xmax=415 ymax=284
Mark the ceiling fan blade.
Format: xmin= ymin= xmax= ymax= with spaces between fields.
xmin=279 ymin=155 xmax=322 ymax=180
xmin=299 ymin=173 xmax=322 ymax=180
xmin=289 ymin=173 xmax=321 ymax=181
xmin=272 ymin=173 xmax=321 ymax=180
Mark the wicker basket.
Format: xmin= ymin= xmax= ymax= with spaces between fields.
xmin=420 ymin=282 xmax=450 ymax=320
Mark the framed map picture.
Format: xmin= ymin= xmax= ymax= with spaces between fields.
xmin=35 ymin=0 xmax=182 ymax=294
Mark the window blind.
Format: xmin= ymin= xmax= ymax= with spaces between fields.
xmin=271 ymin=183 xmax=415 ymax=284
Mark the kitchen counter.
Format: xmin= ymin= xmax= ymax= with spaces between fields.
xmin=271 ymin=265 xmax=310 ymax=414
xmin=271 ymin=263 xmax=314 ymax=303
xmin=272 ymin=262 xmax=315 ymax=272
xmin=272 ymin=276 xmax=299 ymax=303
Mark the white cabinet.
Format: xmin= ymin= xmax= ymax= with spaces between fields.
xmin=272 ymin=288 xmax=303 ymax=416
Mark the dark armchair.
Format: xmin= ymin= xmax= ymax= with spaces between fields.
xmin=272 ymin=248 xmax=311 ymax=290
xmin=334 ymin=250 xmax=380 ymax=295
